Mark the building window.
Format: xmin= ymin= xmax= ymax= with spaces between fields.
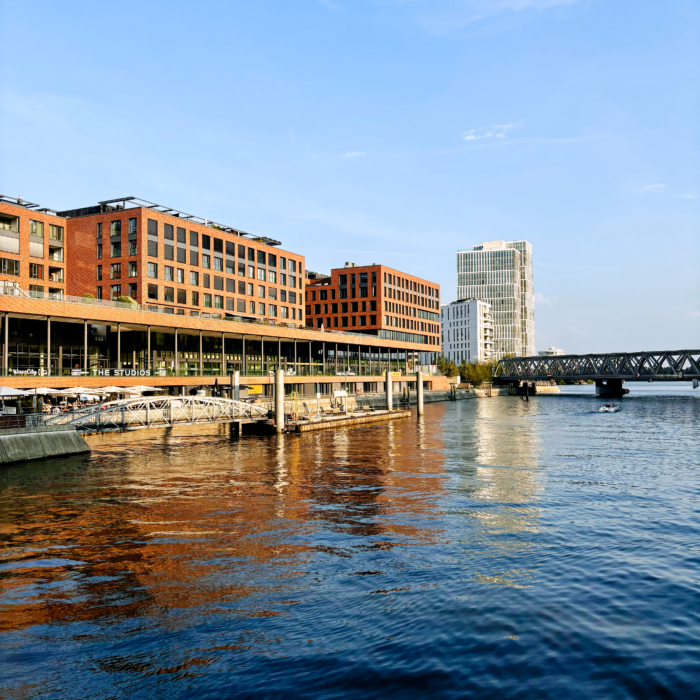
xmin=280 ymin=273 xmax=287 ymax=286
xmin=49 ymin=224 xmax=64 ymax=241
xmin=226 ymin=297 xmax=234 ymax=311
xmin=190 ymin=271 xmax=198 ymax=286
xmin=214 ymin=295 xmax=223 ymax=309
xmin=314 ymin=304 xmax=321 ymax=314
xmin=203 ymin=273 xmax=210 ymax=288
xmin=29 ymin=285 xmax=44 ymax=295
xmin=203 ymin=293 xmax=212 ymax=308
xmin=237 ymin=299 xmax=245 ymax=312
xmin=280 ymin=306 xmax=288 ymax=319
xmin=269 ymin=287 xmax=277 ymax=300
xmin=147 ymin=219 xmax=157 ymax=236
xmin=148 ymin=240 xmax=157 ymax=257
xmin=192 ymin=290 xmax=199 ymax=306
xmin=226 ymin=278 xmax=235 ymax=293
xmin=128 ymin=283 xmax=137 ymax=299
xmin=29 ymin=263 xmax=43 ymax=279
xmin=177 ymin=247 xmax=186 ymax=264
xmin=148 ymin=262 xmax=158 ymax=278
xmin=96 ymin=286 xmax=102 ymax=300
xmin=29 ymin=220 xmax=44 ymax=237
xmin=177 ymin=268 xmax=184 ymax=284
xmin=202 ymin=234 xmax=211 ymax=250
xmin=177 ymin=289 xmax=186 ymax=305
xmin=127 ymin=218 xmax=136 ymax=235
xmin=258 ymin=302 xmax=265 ymax=315
xmin=370 ymin=315 xmax=377 ymax=325
xmin=214 ymin=276 xmax=224 ymax=291
xmin=359 ymin=316 xmax=366 ymax=326
xmin=110 ymin=221 xmax=121 ymax=236
xmin=248 ymin=265 xmax=254 ymax=278
xmin=164 ymin=266 xmax=174 ymax=282
xmin=268 ymin=270 xmax=276 ymax=284
xmin=190 ymin=231 xmax=198 ymax=246
xmin=129 ymin=240 xmax=137 ymax=256
xmin=257 ymin=267 xmax=266 ymax=281
xmin=247 ymin=283 xmax=253 ymax=295
xmin=164 ymin=245 xmax=174 ymax=261
xmin=97 ymin=243 xmax=103 ymax=260
xmin=164 ymin=287 xmax=174 ymax=302
xmin=190 ymin=250 xmax=198 ymax=266
xmin=238 ymin=261 xmax=245 ymax=276
xmin=111 ymin=240 xmax=121 ymax=257
xmin=250 ymin=301 xmax=255 ymax=314
xmin=96 ymin=265 xmax=102 ymax=281
xmin=128 ymin=261 xmax=137 ymax=277
xmin=164 ymin=224 xmax=174 ymax=241
xmin=341 ymin=317 xmax=348 ymax=327
xmin=110 ymin=284 xmax=121 ymax=300
xmin=214 ymin=257 xmax=223 ymax=271
xmin=96 ymin=222 xmax=102 ymax=238
xmin=289 ymin=259 xmax=296 ymax=273
xmin=289 ymin=291 xmax=297 ymax=304
xmin=177 ymin=227 xmax=186 ymax=244
xmin=110 ymin=263 xmax=121 ymax=279
xmin=202 ymin=254 xmax=211 ymax=269
xmin=289 ymin=275 xmax=296 ymax=288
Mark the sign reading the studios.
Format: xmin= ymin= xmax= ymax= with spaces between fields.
xmin=11 ymin=369 xmax=154 ymax=377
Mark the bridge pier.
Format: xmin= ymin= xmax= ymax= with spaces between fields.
xmin=595 ymin=379 xmax=629 ymax=398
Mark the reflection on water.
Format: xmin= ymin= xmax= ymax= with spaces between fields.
xmin=1 ymin=393 xmax=698 ymax=699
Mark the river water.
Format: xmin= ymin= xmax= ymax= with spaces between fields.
xmin=1 ymin=386 xmax=698 ymax=699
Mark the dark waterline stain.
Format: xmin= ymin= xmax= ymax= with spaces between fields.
xmin=0 ymin=393 xmax=698 ymax=699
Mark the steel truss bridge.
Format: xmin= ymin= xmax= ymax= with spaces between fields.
xmin=494 ymin=350 xmax=700 ymax=382
xmin=44 ymin=396 xmax=270 ymax=432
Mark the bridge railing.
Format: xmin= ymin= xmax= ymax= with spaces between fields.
xmin=43 ymin=395 xmax=270 ymax=430
xmin=494 ymin=350 xmax=700 ymax=381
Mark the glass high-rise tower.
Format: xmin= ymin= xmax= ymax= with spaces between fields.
xmin=456 ymin=240 xmax=534 ymax=358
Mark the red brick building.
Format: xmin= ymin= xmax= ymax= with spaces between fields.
xmin=60 ymin=196 xmax=306 ymax=325
xmin=0 ymin=196 xmax=67 ymax=300
xmin=305 ymin=263 xmax=441 ymax=349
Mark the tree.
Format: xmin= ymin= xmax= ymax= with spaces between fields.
xmin=459 ymin=361 xmax=493 ymax=387
xmin=436 ymin=354 xmax=459 ymax=378
xmin=116 ymin=295 xmax=138 ymax=306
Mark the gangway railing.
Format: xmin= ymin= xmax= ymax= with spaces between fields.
xmin=43 ymin=395 xmax=270 ymax=431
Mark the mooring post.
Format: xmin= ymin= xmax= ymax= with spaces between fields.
xmin=416 ymin=370 xmax=424 ymax=416
xmin=385 ymin=369 xmax=393 ymax=411
xmin=275 ymin=368 xmax=284 ymax=433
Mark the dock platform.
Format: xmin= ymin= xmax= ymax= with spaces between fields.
xmin=289 ymin=409 xmax=410 ymax=432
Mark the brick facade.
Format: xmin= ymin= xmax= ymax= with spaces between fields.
xmin=0 ymin=200 xmax=67 ymax=299
xmin=305 ymin=264 xmax=441 ymax=350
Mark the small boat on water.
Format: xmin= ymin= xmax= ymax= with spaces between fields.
xmin=599 ymin=404 xmax=621 ymax=413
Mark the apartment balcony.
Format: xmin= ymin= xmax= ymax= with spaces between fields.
xmin=48 ymin=267 xmax=64 ymax=284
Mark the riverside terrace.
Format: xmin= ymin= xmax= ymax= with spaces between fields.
xmin=0 ymin=288 xmax=447 ymax=397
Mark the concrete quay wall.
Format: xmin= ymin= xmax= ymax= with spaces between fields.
xmin=0 ymin=425 xmax=91 ymax=465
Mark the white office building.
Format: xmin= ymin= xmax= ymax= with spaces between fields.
xmin=440 ymin=299 xmax=494 ymax=364
xmin=539 ymin=346 xmax=564 ymax=356
xmin=456 ymin=240 xmax=534 ymax=359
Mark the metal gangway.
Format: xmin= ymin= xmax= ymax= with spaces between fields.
xmin=43 ymin=395 xmax=270 ymax=432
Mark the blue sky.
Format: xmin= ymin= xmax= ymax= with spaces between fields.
xmin=1 ymin=0 xmax=698 ymax=353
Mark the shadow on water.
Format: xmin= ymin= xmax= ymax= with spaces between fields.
xmin=0 ymin=394 xmax=698 ymax=699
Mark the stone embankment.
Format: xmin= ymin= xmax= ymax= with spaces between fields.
xmin=0 ymin=425 xmax=91 ymax=464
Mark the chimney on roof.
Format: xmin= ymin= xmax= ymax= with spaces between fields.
xmin=344 ymin=262 xmax=357 ymax=268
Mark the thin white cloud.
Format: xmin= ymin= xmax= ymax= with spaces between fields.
xmin=692 ymin=311 xmax=700 ymax=318
xmin=676 ymin=193 xmax=698 ymax=199
xmin=404 ymin=0 xmax=584 ymax=35
xmin=462 ymin=123 xmax=519 ymax=142
xmin=342 ymin=151 xmax=365 ymax=158
xmin=640 ymin=183 xmax=666 ymax=191
xmin=570 ymin=326 xmax=588 ymax=337
xmin=534 ymin=292 xmax=558 ymax=308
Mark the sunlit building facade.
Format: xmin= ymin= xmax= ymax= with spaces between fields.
xmin=456 ymin=240 xmax=534 ymax=358
xmin=440 ymin=299 xmax=493 ymax=364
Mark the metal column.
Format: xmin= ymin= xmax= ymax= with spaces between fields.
xmin=3 ymin=313 xmax=8 ymax=376
xmin=242 ymin=336 xmax=247 ymax=376
xmin=174 ymin=329 xmax=179 ymax=375
xmin=83 ymin=320 xmax=88 ymax=373
xmin=147 ymin=326 xmax=151 ymax=372
xmin=322 ymin=341 xmax=325 ymax=375
xmin=116 ymin=323 xmax=121 ymax=371
xmin=199 ymin=331 xmax=203 ymax=376
xmin=222 ymin=332 xmax=226 ymax=376
xmin=47 ymin=317 xmax=51 ymax=377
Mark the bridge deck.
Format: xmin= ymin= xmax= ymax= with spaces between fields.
xmin=495 ymin=350 xmax=700 ymax=382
